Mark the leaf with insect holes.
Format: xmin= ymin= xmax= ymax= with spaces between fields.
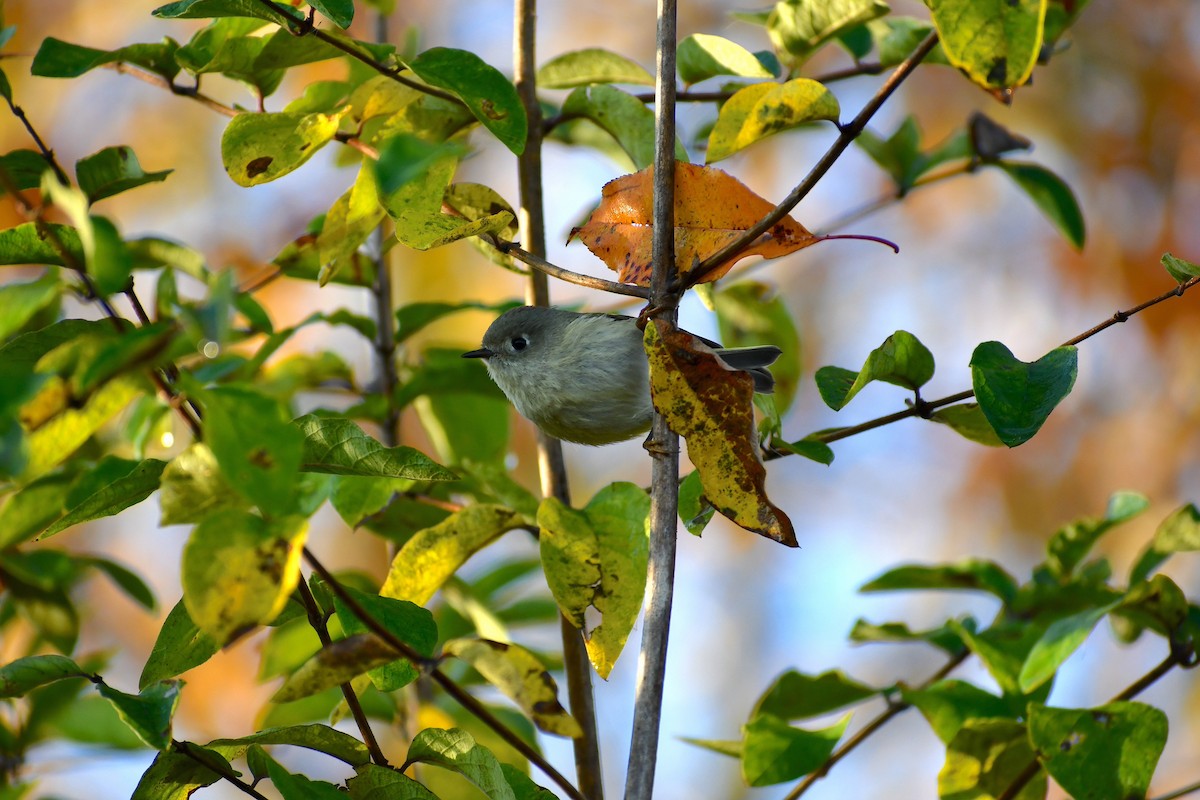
xmin=570 ymin=163 xmax=820 ymax=286
xmin=645 ymin=320 xmax=795 ymax=546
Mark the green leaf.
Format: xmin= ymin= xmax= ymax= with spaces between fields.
xmin=407 ymin=48 xmax=527 ymax=156
xmin=0 ymin=471 xmax=76 ymax=548
xmin=0 ymin=222 xmax=83 ymax=268
xmin=996 ymin=162 xmax=1085 ymax=249
xmin=1043 ymin=491 xmax=1148 ymax=579
xmin=0 ymin=654 xmax=85 ymax=697
xmin=40 ymin=458 xmax=166 ymax=539
xmin=264 ymin=758 xmax=346 ymax=800
xmin=80 ymin=555 xmax=156 ymax=610
xmin=405 ymin=728 xmax=516 ymax=800
xmin=382 ymin=504 xmax=526 ymax=606
xmin=536 ymin=48 xmax=653 ymax=88
xmin=930 ymin=403 xmax=1005 ymax=447
xmin=951 ymin=620 xmax=1045 ymax=697
xmin=0 ymin=149 xmax=54 ymax=195
xmin=374 ymin=134 xmax=470 ymax=198
xmin=1131 ymin=503 xmax=1200 ymax=583
xmin=561 ymin=85 xmax=676 ymax=170
xmin=938 ymin=718 xmax=1045 ymax=800
xmin=131 ymin=745 xmax=231 ymax=799
xmin=295 ymin=415 xmax=456 ymax=480
xmin=220 ymin=111 xmax=343 ymax=187
xmin=182 ymin=510 xmax=307 ymax=646
xmin=1018 ymin=603 xmax=1117 ymax=692
xmin=348 ymin=764 xmax=441 ymax=799
xmin=272 ymin=633 xmax=399 ymax=702
xmin=500 ymin=765 xmax=559 ymax=800
xmin=152 ymin=0 xmax=299 ymax=26
xmin=159 ymin=444 xmax=245 ymax=526
xmin=334 ymin=585 xmax=438 ymax=692
xmin=849 ymin=618 xmax=968 ymax=655
xmin=538 ymin=483 xmax=650 ymax=679
xmin=199 ymin=385 xmax=305 ymax=516
xmin=1115 ymin=574 xmax=1190 ymax=639
xmin=1027 ymin=702 xmax=1167 ymax=800
xmin=443 ymin=638 xmax=581 ymax=737
xmin=415 ymin=392 xmax=510 ymax=466
xmin=31 ymin=36 xmax=181 ymax=81
xmin=678 ymin=469 xmax=715 ymax=536
xmin=677 ymin=34 xmax=773 ymax=84
xmin=741 ymin=713 xmax=848 ymax=787
xmin=816 ymin=330 xmax=935 ymax=411
xmin=860 ymin=559 xmax=1018 ymax=602
xmin=1161 ymin=252 xmax=1200 ymax=284
xmin=706 ymin=79 xmax=840 ymax=163
xmin=857 ymin=116 xmax=972 ymax=191
xmin=0 ymin=272 xmax=60 ymax=344
xmin=901 ymin=680 xmax=1012 ymax=744
xmin=767 ymin=0 xmax=890 ymax=63
xmin=76 ymin=146 xmax=172 ymax=204
xmin=307 ymin=0 xmax=354 ymax=27
xmin=310 ymin=162 xmax=384 ymax=286
xmin=752 ymin=670 xmax=876 ymax=721
xmin=140 ymin=599 xmax=219 ymax=689
xmin=97 ymin=680 xmax=181 ymax=750
xmin=929 ymin=0 xmax=1046 ymax=90
xmin=969 ymin=341 xmax=1077 ymax=447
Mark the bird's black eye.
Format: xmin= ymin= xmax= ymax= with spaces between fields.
xmin=511 ymin=336 xmax=528 ymax=351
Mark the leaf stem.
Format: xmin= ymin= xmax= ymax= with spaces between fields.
xmin=173 ymin=740 xmax=270 ymax=800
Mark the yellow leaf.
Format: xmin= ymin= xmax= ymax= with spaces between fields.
xmin=381 ymin=504 xmax=526 ymax=605
xmin=443 ymin=638 xmax=582 ymax=738
xmin=707 ymin=79 xmax=840 ymax=163
xmin=645 ymin=320 xmax=796 ymax=546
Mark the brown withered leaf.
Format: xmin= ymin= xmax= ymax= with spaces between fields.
xmin=644 ymin=320 xmax=797 ymax=547
xmin=569 ymin=163 xmax=818 ymax=287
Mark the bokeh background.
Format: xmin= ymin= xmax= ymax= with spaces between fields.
xmin=3 ymin=0 xmax=1200 ymax=797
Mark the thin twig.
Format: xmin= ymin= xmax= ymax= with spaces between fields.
xmin=493 ymin=239 xmax=650 ymax=299
xmin=294 ymin=579 xmax=389 ymax=767
xmin=301 ymin=548 xmax=586 ymax=800
xmin=1152 ymin=779 xmax=1200 ymax=800
xmin=625 ymin=1 xmax=680 ymax=798
xmin=513 ymin=0 xmax=606 ymax=794
xmin=762 ymin=274 xmax=1200 ymax=455
xmin=679 ymin=32 xmax=941 ymax=289
xmin=784 ymin=650 xmax=968 ymax=799
xmin=108 ymin=63 xmax=238 ymax=117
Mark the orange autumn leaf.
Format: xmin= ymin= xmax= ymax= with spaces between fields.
xmin=570 ymin=162 xmax=818 ymax=286
xmin=644 ymin=320 xmax=797 ymax=547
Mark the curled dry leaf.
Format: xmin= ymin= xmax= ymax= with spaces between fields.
xmin=645 ymin=320 xmax=797 ymax=547
xmin=569 ymin=162 xmax=818 ymax=287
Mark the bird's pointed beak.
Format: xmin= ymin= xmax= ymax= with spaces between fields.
xmin=462 ymin=347 xmax=493 ymax=359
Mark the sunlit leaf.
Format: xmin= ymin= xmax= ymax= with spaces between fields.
xmin=22 ymin=375 xmax=143 ymax=482
xmin=334 ymin=586 xmax=438 ymax=692
xmin=347 ymin=764 xmax=440 ymax=799
xmin=272 ymin=633 xmax=398 ymax=703
xmin=295 ymin=415 xmax=456 ymax=480
xmin=1018 ymin=603 xmax=1117 ymax=692
xmin=159 ymin=444 xmax=245 ymax=526
xmin=930 ymin=403 xmax=1005 ymax=447
xmin=405 ymin=728 xmax=516 ymax=800
xmin=815 ymin=330 xmax=934 ymax=411
xmin=220 ymin=111 xmax=344 ymax=187
xmin=536 ymin=48 xmax=653 ymax=88
xmin=741 ymin=713 xmax=848 ymax=786
xmin=0 ymin=272 xmax=60 ymax=342
xmin=32 ymin=36 xmax=181 ymax=81
xmin=182 ymin=510 xmax=307 ymax=646
xmin=929 ymin=0 xmax=1046 ymax=92
xmin=677 ymin=33 xmax=773 ymax=84
xmin=706 ymin=79 xmax=839 ymax=163
xmin=407 ymin=48 xmax=526 ymax=155
xmin=901 ymin=680 xmax=1012 ymax=744
xmin=382 ymin=504 xmax=527 ymax=605
xmin=152 ymin=0 xmax=300 ymax=26
xmin=752 ymin=670 xmax=876 ymax=721
xmin=131 ymin=744 xmax=232 ymax=799
xmin=767 ymin=0 xmax=890 ymax=63
xmin=0 ymin=654 xmax=86 ymax=697
xmin=76 ymin=146 xmax=172 ymax=203
xmin=443 ymin=638 xmax=581 ymax=737
xmin=561 ymin=85 xmax=677 ymax=170
xmin=97 ymin=680 xmax=182 ymax=750
xmin=140 ymin=599 xmax=219 ymax=689
xmin=938 ymin=719 xmax=1044 ymax=800
xmin=40 ymin=458 xmax=166 ymax=539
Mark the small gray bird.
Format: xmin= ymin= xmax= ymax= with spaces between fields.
xmin=463 ymin=306 xmax=781 ymax=445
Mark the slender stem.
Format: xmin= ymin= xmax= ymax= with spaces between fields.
xmin=294 ymin=579 xmax=389 ymax=766
xmin=512 ymin=1 xmax=605 ymax=795
xmin=494 ymin=240 xmax=650 ymax=298
xmin=173 ymin=740 xmax=270 ymax=800
xmin=680 ymin=32 xmax=940 ymax=289
xmin=302 ymin=548 xmax=585 ymax=800
xmin=1153 ymin=779 xmax=1200 ymax=800
xmin=784 ymin=650 xmax=968 ymax=799
xmin=625 ymin=2 xmax=679 ymax=798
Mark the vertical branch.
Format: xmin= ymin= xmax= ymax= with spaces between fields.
xmin=625 ymin=0 xmax=679 ymax=798
xmin=369 ymin=9 xmax=400 ymax=448
xmin=513 ymin=2 xmax=604 ymax=798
